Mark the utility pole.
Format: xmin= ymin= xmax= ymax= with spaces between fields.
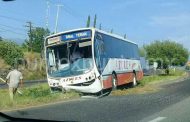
xmin=25 ymin=21 xmax=33 ymax=52
xmin=55 ymin=4 xmax=63 ymax=33
xmin=46 ymin=0 xmax=50 ymax=29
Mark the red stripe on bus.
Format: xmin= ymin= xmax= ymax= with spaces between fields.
xmin=136 ymin=71 xmax=143 ymax=81
xmin=103 ymin=71 xmax=144 ymax=89
xmin=103 ymin=76 xmax=112 ymax=89
xmin=117 ymin=72 xmax=134 ymax=85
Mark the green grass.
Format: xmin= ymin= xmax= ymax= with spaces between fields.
xmin=0 ymin=69 xmax=187 ymax=110
xmin=0 ymin=83 xmax=80 ymax=111
xmin=140 ymin=69 xmax=186 ymax=86
xmin=111 ymin=69 xmax=187 ymax=96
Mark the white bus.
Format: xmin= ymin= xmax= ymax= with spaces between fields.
xmin=45 ymin=28 xmax=143 ymax=94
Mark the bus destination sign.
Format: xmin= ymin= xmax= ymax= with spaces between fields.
xmin=61 ymin=30 xmax=91 ymax=41
xmin=47 ymin=36 xmax=61 ymax=45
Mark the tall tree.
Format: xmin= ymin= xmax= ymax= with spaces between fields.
xmin=99 ymin=23 xmax=102 ymax=30
xmin=144 ymin=40 xmax=189 ymax=73
xmin=93 ymin=14 xmax=97 ymax=28
xmin=139 ymin=47 xmax=146 ymax=57
xmin=110 ymin=29 xmax=113 ymax=33
xmin=124 ymin=34 xmax=127 ymax=39
xmin=23 ymin=27 xmax=50 ymax=53
xmin=86 ymin=15 xmax=90 ymax=27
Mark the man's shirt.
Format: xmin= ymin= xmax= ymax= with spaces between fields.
xmin=6 ymin=69 xmax=23 ymax=88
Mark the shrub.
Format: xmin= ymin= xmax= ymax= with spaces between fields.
xmin=0 ymin=41 xmax=23 ymax=66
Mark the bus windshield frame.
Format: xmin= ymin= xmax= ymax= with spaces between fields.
xmin=46 ymin=37 xmax=94 ymax=78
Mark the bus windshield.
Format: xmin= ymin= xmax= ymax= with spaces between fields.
xmin=47 ymin=39 xmax=93 ymax=77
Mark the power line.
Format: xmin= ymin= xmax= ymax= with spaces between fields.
xmin=55 ymin=4 xmax=63 ymax=33
xmin=48 ymin=1 xmax=86 ymax=28
xmin=0 ymin=14 xmax=42 ymax=27
xmin=0 ymin=7 xmax=27 ymax=17
xmin=0 ymin=27 xmax=27 ymax=36
xmin=0 ymin=14 xmax=27 ymax=23
xmin=0 ymin=23 xmax=26 ymax=32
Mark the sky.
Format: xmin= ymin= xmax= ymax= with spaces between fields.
xmin=0 ymin=0 xmax=189 ymax=50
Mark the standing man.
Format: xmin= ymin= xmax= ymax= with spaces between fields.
xmin=6 ymin=66 xmax=23 ymax=101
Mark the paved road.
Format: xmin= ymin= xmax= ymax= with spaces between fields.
xmin=3 ymin=78 xmax=190 ymax=122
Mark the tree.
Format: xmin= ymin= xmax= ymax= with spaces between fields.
xmin=124 ymin=34 xmax=127 ymax=39
xmin=110 ymin=29 xmax=113 ymax=33
xmin=0 ymin=41 xmax=23 ymax=66
xmin=23 ymin=27 xmax=50 ymax=53
xmin=139 ymin=47 xmax=146 ymax=57
xmin=86 ymin=15 xmax=90 ymax=27
xmin=0 ymin=36 xmax=2 ymax=41
xmin=93 ymin=14 xmax=97 ymax=28
xmin=99 ymin=23 xmax=102 ymax=30
xmin=144 ymin=40 xmax=189 ymax=74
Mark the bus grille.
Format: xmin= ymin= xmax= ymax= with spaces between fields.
xmin=71 ymin=79 xmax=95 ymax=86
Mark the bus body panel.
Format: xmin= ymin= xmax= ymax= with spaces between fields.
xmin=94 ymin=31 xmax=143 ymax=89
xmin=45 ymin=28 xmax=143 ymax=93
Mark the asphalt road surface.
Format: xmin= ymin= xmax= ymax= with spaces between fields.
xmin=3 ymin=78 xmax=190 ymax=122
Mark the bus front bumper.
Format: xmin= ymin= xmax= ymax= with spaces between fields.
xmin=60 ymin=79 xmax=102 ymax=93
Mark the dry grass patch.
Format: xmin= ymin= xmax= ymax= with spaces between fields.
xmin=111 ymin=69 xmax=186 ymax=96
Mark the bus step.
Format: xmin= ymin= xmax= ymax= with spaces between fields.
xmin=81 ymin=91 xmax=110 ymax=99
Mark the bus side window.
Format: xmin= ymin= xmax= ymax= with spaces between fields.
xmin=95 ymin=34 xmax=105 ymax=73
xmin=96 ymin=34 xmax=105 ymax=54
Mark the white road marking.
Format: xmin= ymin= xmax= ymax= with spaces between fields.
xmin=148 ymin=117 xmax=167 ymax=122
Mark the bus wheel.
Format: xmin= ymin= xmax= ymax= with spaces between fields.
xmin=132 ymin=73 xmax=137 ymax=87
xmin=112 ymin=74 xmax=117 ymax=90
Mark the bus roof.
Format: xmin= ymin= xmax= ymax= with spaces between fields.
xmin=46 ymin=28 xmax=137 ymax=45
xmin=94 ymin=28 xmax=137 ymax=45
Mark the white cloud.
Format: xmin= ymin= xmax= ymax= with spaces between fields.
xmin=149 ymin=13 xmax=190 ymax=28
xmin=166 ymin=35 xmax=190 ymax=50
xmin=111 ymin=0 xmax=144 ymax=11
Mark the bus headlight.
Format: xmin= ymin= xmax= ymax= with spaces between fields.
xmin=86 ymin=77 xmax=88 ymax=81
xmin=48 ymin=79 xmax=59 ymax=87
xmin=85 ymin=72 xmax=96 ymax=81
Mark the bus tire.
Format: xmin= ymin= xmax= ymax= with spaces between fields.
xmin=132 ymin=73 xmax=137 ymax=87
xmin=112 ymin=73 xmax=117 ymax=90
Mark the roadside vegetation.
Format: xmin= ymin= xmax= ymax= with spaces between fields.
xmin=140 ymin=69 xmax=185 ymax=86
xmin=0 ymin=83 xmax=80 ymax=111
xmin=140 ymin=40 xmax=189 ymax=74
xmin=111 ymin=69 xmax=187 ymax=96
xmin=22 ymin=52 xmax=46 ymax=80
xmin=0 ymin=41 xmax=46 ymax=80
xmin=0 ymin=51 xmax=46 ymax=80
xmin=0 ymin=69 xmax=187 ymax=111
xmin=0 ymin=25 xmax=189 ymax=110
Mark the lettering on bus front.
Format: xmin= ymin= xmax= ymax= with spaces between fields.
xmin=62 ymin=30 xmax=91 ymax=41
xmin=62 ymin=76 xmax=82 ymax=82
xmin=65 ymin=32 xmax=87 ymax=39
xmin=76 ymin=32 xmax=88 ymax=37
xmin=65 ymin=35 xmax=74 ymax=39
